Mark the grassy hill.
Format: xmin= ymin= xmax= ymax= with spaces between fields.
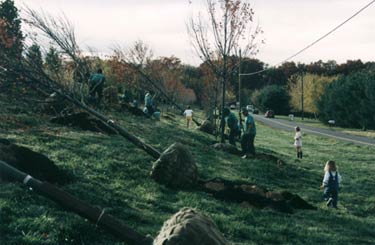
xmin=0 ymin=96 xmax=374 ymax=244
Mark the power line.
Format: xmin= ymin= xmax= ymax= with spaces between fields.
xmin=240 ymin=0 xmax=375 ymax=77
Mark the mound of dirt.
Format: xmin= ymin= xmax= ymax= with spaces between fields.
xmin=151 ymin=143 xmax=198 ymax=189
xmin=199 ymin=178 xmax=315 ymax=213
xmin=50 ymin=112 xmax=117 ymax=134
xmin=121 ymin=103 xmax=145 ymax=116
xmin=154 ymin=207 xmax=228 ymax=245
xmin=212 ymin=143 xmax=242 ymax=156
xmin=42 ymin=93 xmax=71 ymax=115
xmin=199 ymin=120 xmax=215 ymax=135
xmin=0 ymin=139 xmax=65 ymax=183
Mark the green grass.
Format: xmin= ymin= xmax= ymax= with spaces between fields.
xmin=1 ymin=97 xmax=374 ymax=244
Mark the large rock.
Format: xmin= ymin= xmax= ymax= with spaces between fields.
xmin=0 ymin=139 xmax=65 ymax=183
xmin=199 ymin=120 xmax=215 ymax=135
xmin=212 ymin=143 xmax=242 ymax=156
xmin=151 ymin=143 xmax=198 ymax=188
xmin=153 ymin=208 xmax=228 ymax=245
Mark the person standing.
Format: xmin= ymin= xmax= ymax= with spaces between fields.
xmin=241 ymin=108 xmax=256 ymax=158
xmin=294 ymin=126 xmax=303 ymax=159
xmin=144 ymin=92 xmax=154 ymax=116
xmin=183 ymin=106 xmax=194 ymax=128
xmin=223 ymin=107 xmax=239 ymax=146
xmin=321 ymin=160 xmax=342 ymax=208
xmin=89 ymin=68 xmax=106 ymax=105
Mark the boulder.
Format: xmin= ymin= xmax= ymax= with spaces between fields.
xmin=199 ymin=120 xmax=215 ymax=135
xmin=154 ymin=208 xmax=228 ymax=245
xmin=151 ymin=143 xmax=198 ymax=188
xmin=0 ymin=139 xmax=65 ymax=183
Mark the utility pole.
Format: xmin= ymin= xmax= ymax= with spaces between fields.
xmin=301 ymin=70 xmax=304 ymax=121
xmin=238 ymin=49 xmax=242 ymax=128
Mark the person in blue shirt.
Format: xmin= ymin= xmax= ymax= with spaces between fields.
xmin=144 ymin=92 xmax=154 ymax=116
xmin=241 ymin=108 xmax=256 ymax=158
xmin=223 ymin=107 xmax=238 ymax=145
xmin=89 ymin=68 xmax=106 ymax=105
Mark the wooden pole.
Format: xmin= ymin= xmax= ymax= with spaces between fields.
xmin=0 ymin=160 xmax=153 ymax=245
xmin=238 ymin=50 xmax=243 ymax=132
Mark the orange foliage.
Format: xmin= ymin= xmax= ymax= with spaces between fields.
xmin=0 ymin=18 xmax=15 ymax=48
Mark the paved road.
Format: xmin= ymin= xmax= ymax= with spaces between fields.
xmin=253 ymin=114 xmax=375 ymax=147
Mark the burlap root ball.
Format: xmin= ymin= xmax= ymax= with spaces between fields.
xmin=151 ymin=143 xmax=198 ymax=188
xmin=153 ymin=208 xmax=228 ymax=245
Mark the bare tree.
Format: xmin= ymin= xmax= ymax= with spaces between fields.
xmin=24 ymin=7 xmax=92 ymax=100
xmin=187 ymin=0 xmax=263 ymax=142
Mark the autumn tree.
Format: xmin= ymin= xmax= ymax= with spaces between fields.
xmin=188 ymin=0 xmax=263 ymax=142
xmin=289 ymin=73 xmax=336 ymax=116
xmin=0 ymin=0 xmax=22 ymax=58
xmin=0 ymin=0 xmax=23 ymax=85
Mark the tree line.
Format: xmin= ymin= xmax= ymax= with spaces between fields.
xmin=1 ymin=0 xmax=374 ymax=130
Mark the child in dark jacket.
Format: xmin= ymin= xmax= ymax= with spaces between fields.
xmin=321 ymin=160 xmax=342 ymax=208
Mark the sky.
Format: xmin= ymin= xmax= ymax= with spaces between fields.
xmin=13 ymin=0 xmax=375 ymax=66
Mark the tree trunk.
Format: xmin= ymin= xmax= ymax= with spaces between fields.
xmin=0 ymin=160 xmax=152 ymax=245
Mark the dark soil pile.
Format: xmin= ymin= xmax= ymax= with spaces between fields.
xmin=0 ymin=139 xmax=66 ymax=183
xmin=121 ymin=103 xmax=145 ymax=116
xmin=154 ymin=207 xmax=228 ymax=245
xmin=212 ymin=143 xmax=242 ymax=156
xmin=199 ymin=178 xmax=316 ymax=213
xmin=199 ymin=120 xmax=215 ymax=135
xmin=151 ymin=143 xmax=198 ymax=189
xmin=42 ymin=93 xmax=71 ymax=115
xmin=50 ymin=112 xmax=117 ymax=134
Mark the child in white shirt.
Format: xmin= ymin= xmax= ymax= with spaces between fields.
xmin=294 ymin=126 xmax=302 ymax=159
xmin=183 ymin=106 xmax=193 ymax=128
